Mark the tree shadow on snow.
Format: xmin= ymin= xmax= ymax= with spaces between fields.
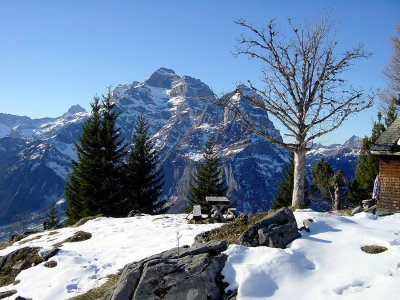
xmin=240 ymin=269 xmax=279 ymax=297
xmin=300 ymin=220 xmax=343 ymax=244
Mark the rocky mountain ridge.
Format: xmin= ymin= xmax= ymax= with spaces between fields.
xmin=0 ymin=67 xmax=361 ymax=227
xmin=306 ymin=135 xmax=362 ymax=180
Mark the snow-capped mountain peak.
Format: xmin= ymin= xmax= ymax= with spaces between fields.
xmin=144 ymin=67 xmax=179 ymax=88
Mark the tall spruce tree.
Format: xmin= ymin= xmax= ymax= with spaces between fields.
xmin=271 ymin=153 xmax=295 ymax=209
xmin=43 ymin=202 xmax=61 ymax=230
xmin=65 ymin=91 xmax=127 ymax=225
xmin=65 ymin=97 xmax=104 ymax=224
xmin=185 ymin=136 xmax=227 ymax=214
xmin=124 ymin=115 xmax=167 ymax=214
xmin=99 ymin=91 xmax=128 ymax=216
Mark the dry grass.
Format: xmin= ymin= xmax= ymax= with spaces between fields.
xmin=0 ymin=247 xmax=42 ymax=287
xmin=69 ymin=270 xmax=123 ymax=300
xmin=44 ymin=260 xmax=58 ymax=268
xmin=361 ymin=245 xmax=388 ymax=254
xmin=198 ymin=212 xmax=273 ymax=245
xmin=71 ymin=215 xmax=103 ymax=228
xmin=0 ymin=289 xmax=17 ymax=298
xmin=0 ymin=240 xmax=12 ymax=251
xmin=18 ymin=235 xmax=42 ymax=245
xmin=53 ymin=231 xmax=92 ymax=248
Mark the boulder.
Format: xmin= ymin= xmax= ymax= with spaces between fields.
xmin=237 ymin=207 xmax=300 ymax=248
xmin=0 ymin=247 xmax=42 ymax=286
xmin=111 ymin=240 xmax=228 ymax=300
xmin=238 ymin=213 xmax=250 ymax=222
xmin=258 ymin=223 xmax=300 ymax=248
xmin=128 ymin=210 xmax=141 ymax=217
xmin=193 ymin=231 xmax=211 ymax=244
xmin=40 ymin=248 xmax=60 ymax=261
xmin=0 ymin=290 xmax=17 ymax=299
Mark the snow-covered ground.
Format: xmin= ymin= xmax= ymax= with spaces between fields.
xmin=223 ymin=210 xmax=400 ymax=300
xmin=0 ymin=214 xmax=222 ymax=299
xmin=1 ymin=211 xmax=399 ymax=300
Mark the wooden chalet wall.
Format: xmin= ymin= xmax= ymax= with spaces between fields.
xmin=378 ymin=156 xmax=400 ymax=212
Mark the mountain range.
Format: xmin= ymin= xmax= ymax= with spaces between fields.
xmin=0 ymin=67 xmax=362 ymax=226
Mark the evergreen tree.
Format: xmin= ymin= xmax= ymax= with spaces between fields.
xmin=43 ymin=202 xmax=61 ymax=230
xmin=98 ymin=90 xmax=128 ymax=216
xmin=346 ymin=114 xmax=386 ymax=206
xmin=65 ymin=91 xmax=127 ymax=225
xmin=271 ymin=153 xmax=294 ymax=209
xmin=124 ymin=115 xmax=167 ymax=214
xmin=65 ymin=97 xmax=104 ymax=224
xmin=310 ymin=158 xmax=335 ymax=210
xmin=185 ymin=136 xmax=227 ymax=214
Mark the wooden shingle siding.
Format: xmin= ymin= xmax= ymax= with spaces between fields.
xmin=378 ymin=157 xmax=400 ymax=212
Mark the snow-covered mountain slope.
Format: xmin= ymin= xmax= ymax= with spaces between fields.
xmin=0 ymin=211 xmax=399 ymax=299
xmin=0 ymin=68 xmax=291 ymax=225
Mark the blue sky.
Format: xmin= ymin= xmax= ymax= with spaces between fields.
xmin=0 ymin=0 xmax=399 ymax=144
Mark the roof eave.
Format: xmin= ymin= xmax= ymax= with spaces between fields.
xmin=370 ymin=150 xmax=400 ymax=156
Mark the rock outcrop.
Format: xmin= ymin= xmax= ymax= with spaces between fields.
xmin=111 ymin=240 xmax=228 ymax=300
xmin=0 ymin=247 xmax=42 ymax=286
xmin=237 ymin=207 xmax=301 ymax=248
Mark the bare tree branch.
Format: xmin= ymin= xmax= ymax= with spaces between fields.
xmin=222 ymin=13 xmax=374 ymax=207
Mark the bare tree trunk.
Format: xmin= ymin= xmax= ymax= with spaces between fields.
xmin=331 ymin=170 xmax=344 ymax=211
xmin=292 ymin=149 xmax=306 ymax=207
xmin=333 ymin=184 xmax=341 ymax=211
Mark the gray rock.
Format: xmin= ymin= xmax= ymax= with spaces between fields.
xmin=41 ymin=248 xmax=60 ymax=261
xmin=0 ymin=290 xmax=17 ymax=299
xmin=238 ymin=207 xmax=300 ymax=248
xmin=193 ymin=231 xmax=211 ymax=244
xmin=238 ymin=213 xmax=250 ymax=222
xmin=111 ymin=240 xmax=228 ymax=300
xmin=258 ymin=223 xmax=301 ymax=248
xmin=128 ymin=210 xmax=140 ymax=217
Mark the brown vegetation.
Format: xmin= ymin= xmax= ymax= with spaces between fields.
xmin=53 ymin=231 xmax=92 ymax=248
xmin=69 ymin=271 xmax=123 ymax=300
xmin=0 ymin=247 xmax=42 ymax=287
xmin=361 ymin=245 xmax=388 ymax=254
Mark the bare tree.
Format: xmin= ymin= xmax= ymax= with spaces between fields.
xmin=220 ymin=14 xmax=374 ymax=207
xmin=381 ymin=24 xmax=400 ymax=114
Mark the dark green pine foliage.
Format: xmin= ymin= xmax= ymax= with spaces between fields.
xmin=43 ymin=202 xmax=61 ymax=230
xmin=185 ymin=136 xmax=227 ymax=214
xmin=125 ymin=115 xmax=167 ymax=214
xmin=271 ymin=153 xmax=295 ymax=209
xmin=99 ymin=91 xmax=128 ymax=217
xmin=310 ymin=158 xmax=335 ymax=205
xmin=309 ymin=158 xmax=346 ymax=210
xmin=348 ymin=98 xmax=399 ymax=206
xmin=346 ymin=115 xmax=385 ymax=206
xmin=65 ymin=97 xmax=104 ymax=225
xmin=65 ymin=92 xmax=128 ymax=225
